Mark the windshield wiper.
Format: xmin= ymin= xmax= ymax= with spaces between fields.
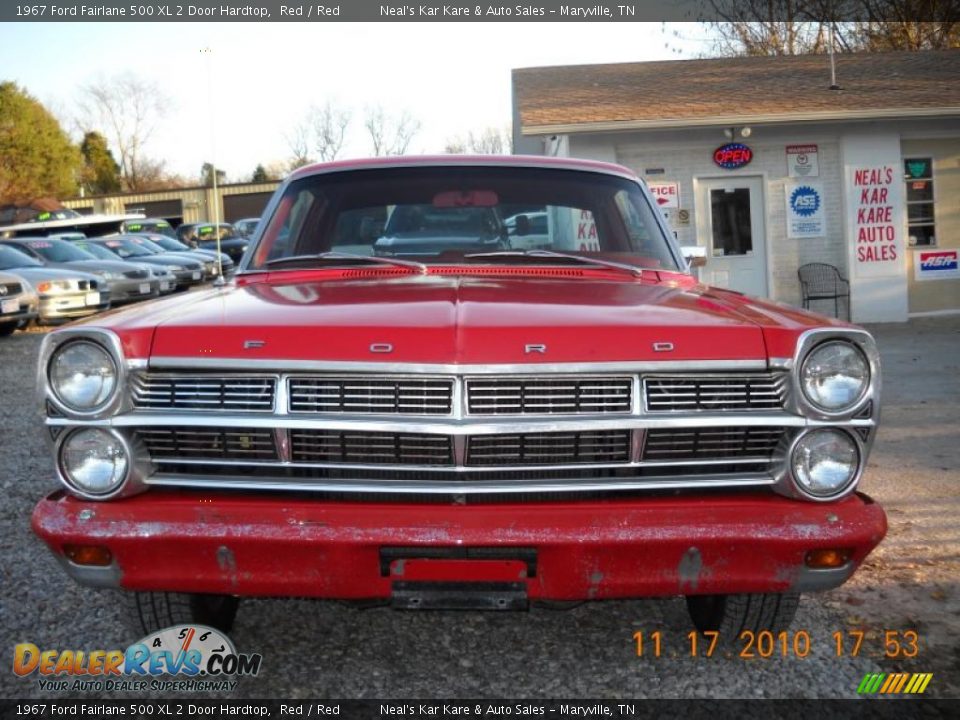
xmin=263 ymin=251 xmax=427 ymax=274
xmin=464 ymin=249 xmax=643 ymax=277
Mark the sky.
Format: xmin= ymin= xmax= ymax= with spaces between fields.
xmin=0 ymin=22 xmax=711 ymax=184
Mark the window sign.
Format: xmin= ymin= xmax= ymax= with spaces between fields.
xmin=786 ymin=144 xmax=819 ymax=177
xmin=785 ymin=180 xmax=825 ymax=238
xmin=904 ymin=157 xmax=935 ymax=247
xmin=713 ymin=143 xmax=752 ymax=170
xmin=914 ymin=250 xmax=959 ymax=281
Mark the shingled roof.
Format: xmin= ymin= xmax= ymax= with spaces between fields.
xmin=513 ymin=50 xmax=960 ymax=134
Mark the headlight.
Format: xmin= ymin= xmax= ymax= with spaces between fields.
xmin=800 ymin=341 xmax=869 ymax=412
xmin=791 ymin=429 xmax=859 ymax=498
xmin=49 ymin=340 xmax=118 ymax=412
xmin=37 ymin=280 xmax=71 ymax=293
xmin=59 ymin=428 xmax=129 ymax=496
xmin=94 ymin=271 xmax=116 ymax=281
xmin=165 ymin=264 xmax=181 ymax=272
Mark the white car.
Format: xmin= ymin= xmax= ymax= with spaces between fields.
xmin=0 ymin=270 xmax=39 ymax=336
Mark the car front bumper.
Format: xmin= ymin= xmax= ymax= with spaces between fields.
xmin=32 ymin=490 xmax=887 ymax=600
xmin=108 ymin=278 xmax=159 ymax=303
xmin=38 ymin=291 xmax=110 ymax=321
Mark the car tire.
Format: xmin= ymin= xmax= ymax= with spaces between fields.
xmin=685 ymin=592 xmax=800 ymax=641
xmin=129 ymin=591 xmax=239 ymax=635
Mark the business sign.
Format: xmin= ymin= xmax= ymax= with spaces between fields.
xmin=785 ymin=180 xmax=825 ymax=238
xmin=914 ymin=249 xmax=960 ymax=281
xmin=648 ymin=182 xmax=680 ymax=208
xmin=786 ymin=144 xmax=819 ymax=177
xmin=713 ymin=143 xmax=752 ymax=170
xmin=849 ymin=164 xmax=903 ymax=277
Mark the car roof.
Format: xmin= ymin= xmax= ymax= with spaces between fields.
xmin=288 ymin=154 xmax=639 ymax=183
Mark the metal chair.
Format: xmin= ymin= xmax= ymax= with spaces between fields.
xmin=798 ymin=263 xmax=850 ymax=320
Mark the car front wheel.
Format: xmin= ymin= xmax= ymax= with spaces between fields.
xmin=685 ymin=592 xmax=800 ymax=642
xmin=129 ymin=591 xmax=239 ymax=635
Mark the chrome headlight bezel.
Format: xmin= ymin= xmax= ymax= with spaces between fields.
xmin=39 ymin=328 xmax=130 ymax=420
xmin=787 ymin=328 xmax=881 ymax=422
xmin=788 ymin=428 xmax=863 ymax=501
xmin=800 ymin=340 xmax=870 ymax=413
xmin=54 ymin=426 xmax=149 ymax=500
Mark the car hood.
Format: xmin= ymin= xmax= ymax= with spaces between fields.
xmin=82 ymin=271 xmax=846 ymax=364
xmin=3 ymin=266 xmax=99 ymax=283
xmin=128 ymin=255 xmax=201 ymax=269
xmin=49 ymin=260 xmax=141 ymax=274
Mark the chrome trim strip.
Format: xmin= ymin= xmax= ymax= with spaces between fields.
xmin=46 ymin=413 xmax=869 ymax=433
xmin=791 ymin=563 xmax=856 ymax=592
xmin=148 ymin=357 xmax=770 ymax=374
xmin=145 ymin=472 xmax=776 ymax=495
xmin=144 ymin=455 xmax=777 ymax=472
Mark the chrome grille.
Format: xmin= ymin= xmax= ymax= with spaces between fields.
xmin=139 ymin=427 xmax=277 ymax=460
xmin=468 ymin=430 xmax=631 ymax=466
xmin=122 ymin=269 xmax=149 ymax=279
xmin=131 ymin=374 xmax=276 ymax=412
xmin=288 ymin=377 xmax=453 ymax=415
xmin=644 ymin=374 xmax=788 ymax=412
xmin=290 ymin=430 xmax=453 ymax=465
xmin=642 ymin=427 xmax=786 ymax=462
xmin=466 ymin=376 xmax=632 ymax=415
xmin=0 ymin=282 xmax=23 ymax=295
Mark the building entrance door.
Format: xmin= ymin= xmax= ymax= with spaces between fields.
xmin=696 ymin=176 xmax=768 ymax=297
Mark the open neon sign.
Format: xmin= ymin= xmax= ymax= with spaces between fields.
xmin=714 ymin=143 xmax=753 ymax=169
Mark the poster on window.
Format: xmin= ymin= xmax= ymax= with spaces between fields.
xmin=784 ymin=180 xmax=825 ymax=238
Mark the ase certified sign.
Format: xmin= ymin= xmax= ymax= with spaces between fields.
xmin=914 ymin=249 xmax=960 ymax=281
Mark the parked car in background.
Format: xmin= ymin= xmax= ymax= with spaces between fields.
xmin=374 ymin=203 xmax=509 ymax=256
xmin=0 ymin=270 xmax=39 ymax=336
xmin=176 ymin=222 xmax=250 ymax=263
xmin=504 ymin=211 xmax=551 ymax=250
xmin=1 ymin=238 xmax=158 ymax=304
xmin=31 ymin=156 xmax=885 ymax=637
xmin=0 ymin=244 xmax=108 ymax=323
xmin=233 ymin=217 xmax=260 ymax=239
xmin=70 ymin=240 xmax=177 ymax=295
xmin=120 ymin=218 xmax=177 ymax=238
xmin=123 ymin=234 xmax=226 ymax=280
xmin=130 ymin=232 xmax=235 ymax=277
xmin=75 ymin=237 xmax=204 ymax=290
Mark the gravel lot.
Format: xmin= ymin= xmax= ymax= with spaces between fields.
xmin=1 ymin=316 xmax=958 ymax=700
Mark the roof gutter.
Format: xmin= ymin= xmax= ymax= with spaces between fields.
xmin=520 ymin=106 xmax=960 ymax=136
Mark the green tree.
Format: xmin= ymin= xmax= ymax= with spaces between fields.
xmin=251 ymin=164 xmax=269 ymax=182
xmin=80 ymin=131 xmax=121 ymax=194
xmin=0 ymin=82 xmax=80 ymax=204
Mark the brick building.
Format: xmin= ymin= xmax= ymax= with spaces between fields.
xmin=512 ymin=50 xmax=960 ymax=322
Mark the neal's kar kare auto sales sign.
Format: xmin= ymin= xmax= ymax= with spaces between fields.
xmin=785 ymin=180 xmax=825 ymax=238
xmin=850 ymin=165 xmax=904 ymax=278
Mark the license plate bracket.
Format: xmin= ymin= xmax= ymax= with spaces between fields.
xmin=391 ymin=581 xmax=528 ymax=611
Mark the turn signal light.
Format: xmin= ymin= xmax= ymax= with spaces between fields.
xmin=805 ymin=548 xmax=852 ymax=569
xmin=63 ymin=544 xmax=113 ymax=566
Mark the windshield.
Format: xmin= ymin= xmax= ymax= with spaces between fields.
xmin=125 ymin=220 xmax=176 ymax=238
xmin=125 ymin=236 xmax=165 ymax=253
xmin=0 ymin=244 xmax=43 ymax=269
xmin=250 ymin=166 xmax=679 ymax=272
xmin=149 ymin=236 xmax=191 ymax=252
xmin=99 ymin=238 xmax=152 ymax=258
xmin=21 ymin=239 xmax=95 ymax=263
xmin=74 ymin=242 xmax=120 ymax=261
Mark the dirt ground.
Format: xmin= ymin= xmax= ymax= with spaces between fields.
xmin=827 ymin=316 xmax=960 ymax=696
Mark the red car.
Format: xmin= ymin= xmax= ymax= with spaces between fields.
xmin=32 ymin=156 xmax=886 ymax=638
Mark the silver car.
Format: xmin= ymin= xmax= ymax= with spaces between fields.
xmin=1 ymin=238 xmax=159 ymax=304
xmin=67 ymin=240 xmax=177 ymax=295
xmin=0 ymin=245 xmax=109 ymax=323
xmin=0 ymin=270 xmax=39 ymax=336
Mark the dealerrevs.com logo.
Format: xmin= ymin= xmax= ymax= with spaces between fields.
xmin=13 ymin=625 xmax=262 ymax=692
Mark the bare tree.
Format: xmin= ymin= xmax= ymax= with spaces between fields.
xmin=78 ymin=73 xmax=169 ymax=192
xmin=444 ymin=126 xmax=513 ymax=155
xmin=309 ymin=101 xmax=351 ymax=162
xmin=702 ymin=0 xmax=959 ymax=55
xmin=284 ymin=121 xmax=313 ymax=170
xmin=364 ymin=106 xmax=420 ymax=157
